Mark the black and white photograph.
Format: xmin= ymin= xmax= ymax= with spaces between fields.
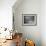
xmin=22 ymin=14 xmax=37 ymax=26
xmin=0 ymin=0 xmax=46 ymax=46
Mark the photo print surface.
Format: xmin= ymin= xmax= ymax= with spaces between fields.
xmin=22 ymin=14 xmax=37 ymax=26
xmin=24 ymin=16 xmax=34 ymax=24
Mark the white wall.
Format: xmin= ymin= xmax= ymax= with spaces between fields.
xmin=13 ymin=0 xmax=41 ymax=46
xmin=0 ymin=0 xmax=16 ymax=30
xmin=40 ymin=0 xmax=46 ymax=46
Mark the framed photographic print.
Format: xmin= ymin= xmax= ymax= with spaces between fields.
xmin=22 ymin=14 xmax=37 ymax=26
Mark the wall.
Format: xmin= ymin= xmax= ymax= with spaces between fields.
xmin=0 ymin=0 xmax=16 ymax=30
xmin=40 ymin=0 xmax=46 ymax=46
xmin=13 ymin=0 xmax=41 ymax=46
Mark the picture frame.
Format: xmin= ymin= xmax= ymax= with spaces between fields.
xmin=22 ymin=14 xmax=37 ymax=26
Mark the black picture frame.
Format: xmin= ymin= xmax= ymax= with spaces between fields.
xmin=22 ymin=14 xmax=37 ymax=26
